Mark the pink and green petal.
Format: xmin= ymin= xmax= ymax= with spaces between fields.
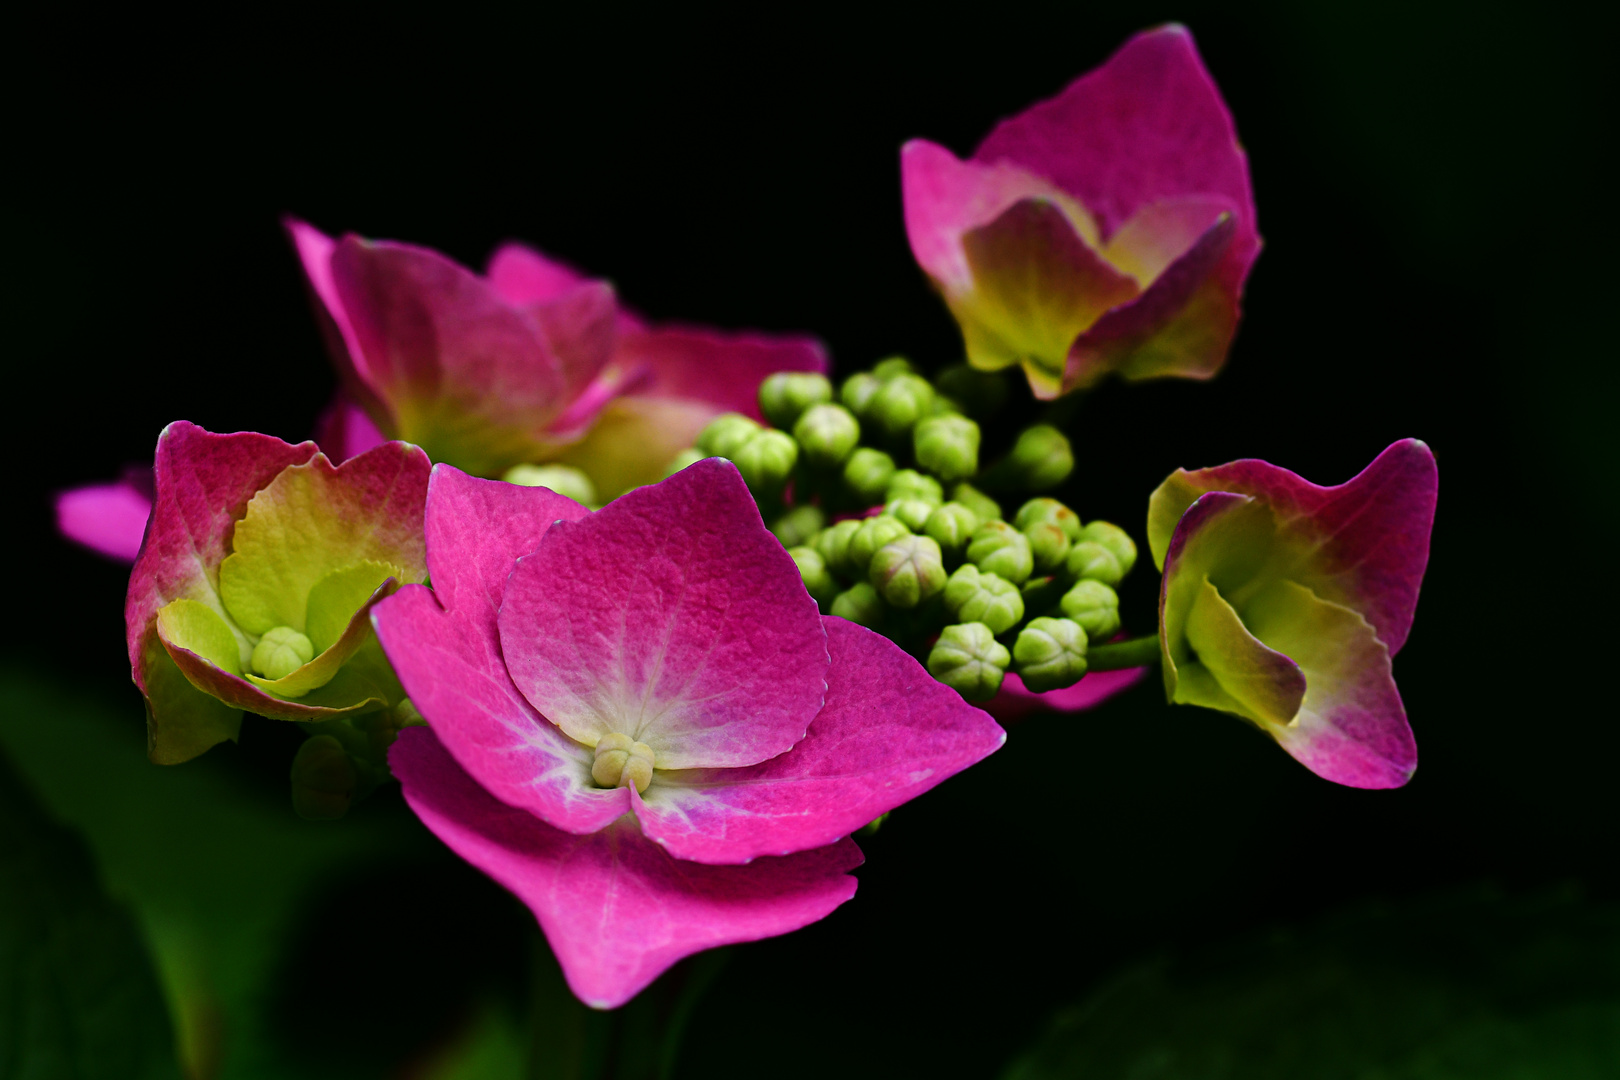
xmin=370 ymin=467 xmax=625 ymax=835
xmin=988 ymin=666 xmax=1150 ymax=723
xmin=56 ymin=476 xmax=152 ymax=563
xmin=499 ymin=459 xmax=828 ymax=770
xmin=391 ymin=726 xmax=863 ymax=1009
xmin=634 ymin=618 xmax=1005 ymax=865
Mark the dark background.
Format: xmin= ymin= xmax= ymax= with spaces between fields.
xmin=7 ymin=1 xmax=1616 ymax=1076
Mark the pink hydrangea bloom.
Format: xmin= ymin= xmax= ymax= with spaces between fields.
xmin=374 ymin=459 xmax=1004 ymax=1006
xmin=902 ymin=25 xmax=1259 ymax=398
xmin=1147 ymin=440 xmax=1438 ymax=788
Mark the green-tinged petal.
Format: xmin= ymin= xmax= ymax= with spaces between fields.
xmin=155 ymin=599 xmax=241 ymax=676
xmin=1170 ymin=576 xmax=1305 ymax=727
xmin=138 ymin=636 xmax=242 ymax=766
xmin=305 ymin=560 xmax=404 ymax=654
xmin=1147 ymin=471 xmax=1206 ymax=572
xmin=245 ymin=576 xmax=401 ymax=699
xmin=552 ymin=395 xmax=716 ymax=500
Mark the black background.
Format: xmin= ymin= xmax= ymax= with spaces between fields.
xmin=9 ymin=1 xmax=1616 ymax=1075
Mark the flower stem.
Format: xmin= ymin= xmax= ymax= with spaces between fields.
xmin=1087 ymin=634 xmax=1160 ymax=671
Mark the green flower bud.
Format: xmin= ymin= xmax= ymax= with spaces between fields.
xmin=1066 ymin=540 xmax=1123 ymax=587
xmin=926 ymin=394 xmax=963 ymax=418
xmin=1077 ymin=520 xmax=1138 ymax=578
xmin=935 ymin=363 xmax=1009 ymax=420
xmin=1007 ymin=424 xmax=1074 ymax=490
xmin=696 ymin=412 xmax=763 ymax=458
xmin=951 ymin=482 xmax=1003 ymax=523
xmin=884 ymin=498 xmax=936 ymax=531
xmin=290 ymin=734 xmax=357 ymax=821
xmin=927 ymin=622 xmax=1010 ymax=703
xmin=841 ymin=373 xmax=883 ymax=418
xmin=771 ymin=504 xmax=826 ymax=548
xmin=1060 ymin=579 xmax=1121 ymax=642
xmin=502 ymin=463 xmax=598 ymax=506
xmin=843 ymin=447 xmax=896 ymax=505
xmin=869 ymin=373 xmax=935 ymax=438
xmin=886 ymin=469 xmax=944 ymax=506
xmin=663 ymin=448 xmax=708 ymax=478
xmin=1013 ymin=497 xmax=1081 ymax=541
xmin=923 ymin=502 xmax=981 ymax=556
xmin=1013 ymin=617 xmax=1089 ymax=693
xmin=759 ymin=371 xmax=833 ymax=429
xmin=942 ymin=564 xmax=1024 ymax=634
xmin=913 ymin=413 xmax=981 ymax=482
xmin=733 ymin=429 xmax=798 ymax=494
xmin=871 ymin=356 xmax=916 ymax=380
xmin=788 ymin=546 xmax=839 ymax=606
xmin=966 ymin=521 xmax=1034 ymax=584
xmin=252 ymin=626 xmax=314 ymax=680
xmin=591 ymin=732 xmax=655 ymax=794
xmin=847 ymin=515 xmax=912 ymax=574
xmin=868 ymin=535 xmax=947 ymax=608
xmin=830 ymin=582 xmax=886 ymax=628
xmin=793 ymin=403 xmax=861 ymax=467
xmin=815 ymin=518 xmax=863 ymax=577
xmin=1024 ymin=521 xmax=1072 ymax=573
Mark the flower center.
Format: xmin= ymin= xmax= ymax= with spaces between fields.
xmin=251 ymin=626 xmax=314 ymax=680
xmin=591 ymin=733 xmax=656 ymax=794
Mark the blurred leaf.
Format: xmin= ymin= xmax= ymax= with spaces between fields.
xmin=0 ymin=747 xmax=180 ymax=1080
xmin=1002 ymin=888 xmax=1620 ymax=1079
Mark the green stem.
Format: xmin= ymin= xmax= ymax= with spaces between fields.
xmin=1087 ymin=634 xmax=1160 ymax=671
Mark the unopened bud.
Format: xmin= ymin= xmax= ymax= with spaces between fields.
xmin=914 ymin=413 xmax=981 ymax=482
xmin=847 ymin=515 xmax=912 ymax=574
xmin=1066 ymin=541 xmax=1123 ymax=587
xmin=815 ymin=518 xmax=863 ymax=576
xmin=252 ymin=626 xmax=314 ymax=680
xmin=290 ymin=734 xmax=357 ymax=821
xmin=772 ymin=504 xmax=826 ymax=548
xmin=966 ymin=521 xmax=1034 ymax=584
xmin=830 ymin=582 xmax=886 ymax=628
xmin=1077 ymin=521 xmax=1138 ymax=578
xmin=592 ymin=733 xmax=655 ymax=794
xmin=733 ymin=429 xmax=798 ymax=493
xmin=696 ymin=412 xmax=763 ymax=458
xmin=951 ymin=482 xmax=1003 ymax=523
xmin=935 ymin=363 xmax=1009 ymax=419
xmin=886 ymin=469 xmax=943 ymax=506
xmin=759 ymin=372 xmax=833 ymax=429
xmin=843 ymin=447 xmax=896 ymax=505
xmin=663 ymin=448 xmax=708 ymax=478
xmin=1007 ymin=424 xmax=1074 ymax=490
xmin=923 ymin=502 xmax=981 ymax=556
xmin=1024 ymin=521 xmax=1072 ymax=573
xmin=871 ymin=356 xmax=916 ymax=380
xmin=869 ymin=374 xmax=935 ymax=438
xmin=943 ymin=564 xmax=1024 ymax=634
xmin=502 ymin=463 xmax=598 ymax=506
xmin=1013 ymin=617 xmax=1089 ymax=692
xmin=1060 ymin=579 xmax=1121 ymax=642
xmin=794 ymin=403 xmax=861 ymax=467
xmin=1013 ymin=497 xmax=1081 ymax=541
xmin=884 ymin=498 xmax=936 ymax=531
xmin=868 ymin=535 xmax=947 ymax=608
xmin=927 ymin=623 xmax=1010 ymax=703
xmin=788 ymin=546 xmax=839 ymax=606
xmin=841 ymin=373 xmax=883 ymax=418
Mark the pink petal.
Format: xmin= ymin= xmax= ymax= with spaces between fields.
xmin=370 ymin=466 xmax=627 ymax=835
xmin=484 ymin=242 xmax=593 ymax=306
xmin=615 ymin=325 xmax=828 ymax=420
xmin=635 ymin=618 xmax=1005 ymax=864
xmin=312 ymin=394 xmax=389 ymax=463
xmin=530 ymin=281 xmax=620 ymax=409
xmin=56 ymin=478 xmax=152 ymax=563
xmin=285 ymin=218 xmax=392 ymax=427
xmin=988 ymin=667 xmax=1150 ymax=723
xmin=498 ymin=459 xmax=828 ymax=770
xmin=391 ymin=726 xmax=862 ymax=1009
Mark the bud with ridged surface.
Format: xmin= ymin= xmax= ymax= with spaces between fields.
xmin=927 ymin=622 xmax=1011 ymax=703
xmin=1013 ymin=617 xmax=1089 ymax=693
xmin=759 ymin=371 xmax=833 ymax=429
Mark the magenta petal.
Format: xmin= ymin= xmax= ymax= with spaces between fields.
xmin=485 ymin=242 xmax=592 ymax=306
xmin=499 ymin=459 xmax=828 ymax=770
xmin=371 ymin=466 xmax=629 ymax=834
xmin=615 ymin=326 xmax=829 ymax=420
xmin=636 ymin=619 xmax=1005 ymax=864
xmin=391 ymin=727 xmax=862 ymax=1009
xmin=312 ymin=394 xmax=389 ymax=463
xmin=56 ymin=479 xmax=152 ymax=563
xmin=988 ymin=667 xmax=1150 ymax=723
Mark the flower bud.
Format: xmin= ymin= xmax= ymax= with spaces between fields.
xmin=884 ymin=498 xmax=936 ymax=531
xmin=290 ymin=734 xmax=357 ymax=821
xmin=1077 ymin=520 xmax=1138 ymax=578
xmin=923 ymin=502 xmax=981 ymax=557
xmin=868 ymin=535 xmax=947 ymax=608
xmin=788 ymin=546 xmax=839 ymax=606
xmin=663 ymin=448 xmax=708 ymax=478
xmin=830 ymin=582 xmax=886 ymax=628
xmin=1013 ymin=497 xmax=1081 ymax=541
xmin=927 ymin=394 xmax=964 ymax=418
xmin=1007 ymin=424 xmax=1074 ymax=490
xmin=815 ymin=518 xmax=863 ymax=577
xmin=759 ymin=371 xmax=833 ymax=429
xmin=1066 ymin=541 xmax=1123 ymax=587
xmin=935 ymin=363 xmax=1009 ymax=419
xmin=847 ymin=515 xmax=912 ymax=574
xmin=951 ymin=482 xmax=1003 ymax=523
xmin=793 ymin=403 xmax=861 ymax=467
xmin=502 ymin=463 xmax=598 ymax=506
xmin=966 ymin=521 xmax=1034 ymax=584
xmin=869 ymin=374 xmax=935 ymax=438
xmin=733 ymin=429 xmax=799 ymax=494
xmin=942 ymin=564 xmax=1024 ymax=634
xmin=886 ymin=469 xmax=944 ymax=506
xmin=696 ymin=412 xmax=763 ymax=458
xmin=913 ymin=413 xmax=981 ymax=482
xmin=252 ymin=626 xmax=315 ymax=680
xmin=1024 ymin=521 xmax=1072 ymax=573
xmin=927 ymin=622 xmax=1010 ymax=703
xmin=841 ymin=373 xmax=883 ymax=418
xmin=1012 ymin=617 xmax=1089 ymax=693
xmin=592 ymin=732 xmax=655 ymax=794
xmin=871 ymin=356 xmax=917 ymax=380
xmin=1060 ymin=579 xmax=1121 ymax=642
xmin=771 ymin=504 xmax=826 ymax=548
xmin=843 ymin=447 xmax=896 ymax=505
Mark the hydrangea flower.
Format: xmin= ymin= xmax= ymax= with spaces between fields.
xmin=1147 ymin=440 xmax=1438 ymax=788
xmin=901 ymin=25 xmax=1259 ymax=398
xmin=374 ymin=459 xmax=1004 ymax=1006
xmin=125 ymin=422 xmax=429 ymax=764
